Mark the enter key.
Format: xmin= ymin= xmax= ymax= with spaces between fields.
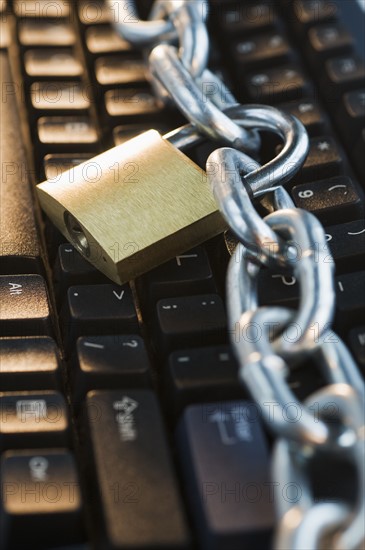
xmin=176 ymin=400 xmax=275 ymax=550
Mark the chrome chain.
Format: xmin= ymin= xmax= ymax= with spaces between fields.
xmin=108 ymin=1 xmax=365 ymax=548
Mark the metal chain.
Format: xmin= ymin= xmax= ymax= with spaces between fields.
xmin=108 ymin=1 xmax=365 ymax=548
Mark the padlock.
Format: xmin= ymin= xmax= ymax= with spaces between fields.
xmin=36 ymin=129 xmax=227 ymax=284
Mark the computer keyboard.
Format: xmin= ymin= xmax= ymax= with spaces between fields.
xmin=0 ymin=0 xmax=364 ymax=548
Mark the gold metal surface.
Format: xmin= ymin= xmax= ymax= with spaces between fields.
xmin=37 ymin=130 xmax=226 ymax=284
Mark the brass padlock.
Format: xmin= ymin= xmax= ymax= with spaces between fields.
xmin=37 ymin=129 xmax=226 ymax=284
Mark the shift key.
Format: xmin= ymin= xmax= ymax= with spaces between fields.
xmin=0 ymin=275 xmax=52 ymax=336
xmin=177 ymin=401 xmax=274 ymax=550
xmin=83 ymin=390 xmax=190 ymax=549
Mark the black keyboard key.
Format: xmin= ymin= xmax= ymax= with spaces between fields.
xmin=166 ymin=347 xmax=242 ymax=417
xmin=44 ymin=153 xmax=93 ymax=180
xmin=293 ymin=0 xmax=338 ymax=28
xmin=72 ymin=335 xmax=151 ymax=406
xmin=30 ymin=82 xmax=90 ymax=111
xmin=219 ymin=3 xmax=278 ymax=34
xmin=54 ymin=244 xmax=107 ymax=296
xmin=0 ymin=51 xmax=43 ymax=275
xmin=324 ymin=219 xmax=365 ymax=272
xmin=233 ymin=31 xmax=292 ymax=70
xmin=292 ymin=176 xmax=363 ymax=225
xmin=0 ymin=337 xmax=61 ymax=391
xmin=0 ymin=275 xmax=52 ymax=337
xmin=62 ymin=284 xmax=138 ymax=344
xmin=258 ymin=270 xmax=300 ymax=307
xmin=85 ymin=25 xmax=132 ymax=54
xmin=352 ymin=129 xmax=365 ymax=180
xmin=339 ymin=89 xmax=365 ymax=144
xmin=177 ymin=400 xmax=274 ymax=549
xmin=0 ymin=450 xmax=85 ymax=549
xmin=279 ymin=99 xmax=327 ymax=136
xmin=14 ymin=0 xmax=71 ymax=18
xmin=18 ymin=19 xmax=76 ymax=46
xmin=0 ymin=391 xmax=70 ymax=451
xmin=245 ymin=64 xmax=311 ymax=103
xmin=37 ymin=116 xmax=98 ymax=145
xmin=113 ymin=122 xmax=171 ymax=145
xmin=300 ymin=136 xmax=344 ymax=182
xmin=335 ymin=272 xmax=365 ymax=327
xmin=155 ymin=294 xmax=227 ymax=353
xmin=83 ymin=390 xmax=190 ymax=549
xmin=348 ymin=326 xmax=365 ymax=371
xmin=105 ymin=88 xmax=162 ymax=117
xmin=325 ymin=55 xmax=365 ymax=94
xmin=140 ymin=247 xmax=216 ymax=305
xmin=79 ymin=0 xmax=112 ymax=25
xmin=307 ymin=23 xmax=353 ymax=61
xmin=24 ymin=49 xmax=83 ymax=78
xmin=95 ymin=56 xmax=146 ymax=86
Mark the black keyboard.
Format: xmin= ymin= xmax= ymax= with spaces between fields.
xmin=0 ymin=1 xmax=364 ymax=549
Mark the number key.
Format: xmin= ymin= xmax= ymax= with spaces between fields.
xmin=292 ymin=176 xmax=363 ymax=225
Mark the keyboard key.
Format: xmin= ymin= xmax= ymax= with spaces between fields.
xmin=348 ymin=326 xmax=365 ymax=371
xmin=0 ymin=275 xmax=52 ymax=337
xmin=0 ymin=391 xmax=70 ymax=451
xmin=14 ymin=0 xmax=71 ymax=18
xmin=105 ymin=88 xmax=162 ymax=117
xmin=325 ymin=55 xmax=365 ymax=94
xmin=79 ymin=0 xmax=112 ymax=25
xmin=176 ymin=401 xmax=274 ymax=549
xmin=54 ymin=244 xmax=107 ymax=296
xmin=0 ymin=450 xmax=85 ymax=548
xmin=352 ymin=129 xmax=365 ymax=180
xmin=95 ymin=56 xmax=146 ymax=86
xmin=233 ymin=31 xmax=292 ymax=69
xmin=113 ymin=122 xmax=171 ymax=145
xmin=307 ymin=23 xmax=353 ymax=61
xmin=83 ymin=390 xmax=190 ymax=548
xmin=324 ymin=219 xmax=365 ymax=272
xmin=44 ymin=153 xmax=93 ymax=180
xmin=258 ymin=270 xmax=300 ymax=307
xmin=219 ymin=3 xmax=278 ymax=34
xmin=155 ymin=294 xmax=227 ymax=353
xmin=38 ymin=116 xmax=98 ymax=145
xmin=335 ymin=272 xmax=365 ymax=327
xmin=72 ymin=335 xmax=151 ymax=407
xmin=293 ymin=0 xmax=338 ymax=28
xmin=30 ymin=82 xmax=90 ymax=111
xmin=300 ymin=136 xmax=344 ymax=182
xmin=62 ymin=284 xmax=138 ymax=344
xmin=24 ymin=49 xmax=83 ymax=77
xmin=166 ymin=346 xmax=242 ymax=417
xmin=18 ymin=19 xmax=76 ymax=46
xmin=139 ymin=247 xmax=216 ymax=305
xmin=292 ymin=176 xmax=363 ymax=225
xmin=339 ymin=89 xmax=365 ymax=144
xmin=85 ymin=25 xmax=132 ymax=54
xmin=279 ymin=99 xmax=327 ymax=136
xmin=0 ymin=337 xmax=61 ymax=391
xmin=0 ymin=51 xmax=43 ymax=275
xmin=246 ymin=64 xmax=311 ymax=103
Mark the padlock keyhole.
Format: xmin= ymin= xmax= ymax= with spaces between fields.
xmin=64 ymin=211 xmax=90 ymax=258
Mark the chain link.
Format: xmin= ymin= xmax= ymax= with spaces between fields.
xmin=110 ymin=2 xmax=365 ymax=548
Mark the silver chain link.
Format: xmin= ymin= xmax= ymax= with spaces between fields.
xmin=108 ymin=1 xmax=365 ymax=548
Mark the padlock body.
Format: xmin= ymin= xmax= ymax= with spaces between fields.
xmin=37 ymin=130 xmax=226 ymax=284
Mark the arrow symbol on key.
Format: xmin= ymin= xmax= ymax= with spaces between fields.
xmin=113 ymin=290 xmax=125 ymax=300
xmin=210 ymin=411 xmax=237 ymax=446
